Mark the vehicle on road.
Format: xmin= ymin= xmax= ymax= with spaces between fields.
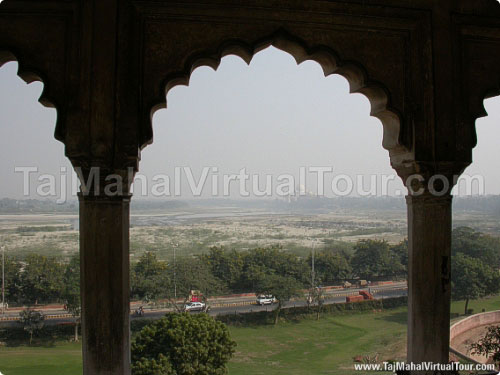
xmin=359 ymin=290 xmax=374 ymax=300
xmin=343 ymin=281 xmax=352 ymax=288
xmin=184 ymin=302 xmax=206 ymax=312
xmin=256 ymin=295 xmax=276 ymax=305
xmin=134 ymin=306 xmax=145 ymax=316
xmin=357 ymin=280 xmax=369 ymax=287
xmin=346 ymin=295 xmax=364 ymax=303
xmin=189 ymin=290 xmax=203 ymax=302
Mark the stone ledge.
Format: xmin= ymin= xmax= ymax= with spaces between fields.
xmin=449 ymin=310 xmax=500 ymax=364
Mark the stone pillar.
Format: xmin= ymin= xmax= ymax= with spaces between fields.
xmin=406 ymin=192 xmax=452 ymax=370
xmin=79 ymin=193 xmax=131 ymax=375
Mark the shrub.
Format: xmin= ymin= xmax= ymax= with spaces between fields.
xmin=470 ymin=325 xmax=500 ymax=366
xmin=131 ymin=313 xmax=236 ymax=375
xmin=217 ymin=296 xmax=408 ymax=326
xmin=0 ymin=323 xmax=80 ymax=345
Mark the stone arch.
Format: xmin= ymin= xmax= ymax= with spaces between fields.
xmin=0 ymin=49 xmax=62 ymax=141
xmin=468 ymin=91 xmax=500 ymax=156
xmin=146 ymin=31 xmax=408 ymax=160
xmin=465 ymin=92 xmax=500 ymax=172
xmin=474 ymin=88 xmax=500 ymax=138
xmin=473 ymin=90 xmax=500 ymax=125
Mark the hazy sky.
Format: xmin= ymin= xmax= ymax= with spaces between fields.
xmin=0 ymin=47 xmax=499 ymax=200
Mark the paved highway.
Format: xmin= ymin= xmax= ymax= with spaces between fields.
xmin=0 ymin=285 xmax=407 ymax=327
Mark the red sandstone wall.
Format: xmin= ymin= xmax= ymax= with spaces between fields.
xmin=450 ymin=310 xmax=500 ymax=341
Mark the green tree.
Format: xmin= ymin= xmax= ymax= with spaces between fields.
xmin=240 ymin=246 xmax=308 ymax=291
xmin=131 ymin=252 xmax=168 ymax=303
xmin=255 ymin=273 xmax=302 ymax=325
xmin=18 ymin=308 xmax=45 ymax=345
xmin=240 ymin=262 xmax=268 ymax=293
xmin=351 ymin=240 xmax=404 ymax=280
xmin=390 ymin=240 xmax=408 ymax=276
xmin=470 ymin=325 xmax=500 ymax=367
xmin=201 ymin=247 xmax=243 ymax=291
xmin=322 ymin=239 xmax=354 ymax=256
xmin=451 ymin=253 xmax=500 ymax=314
xmin=452 ymin=227 xmax=500 ymax=267
xmin=131 ymin=313 xmax=236 ymax=375
xmin=310 ymin=250 xmax=351 ymax=284
xmin=165 ymin=257 xmax=227 ymax=311
xmin=19 ymin=254 xmax=65 ymax=305
xmin=62 ymin=255 xmax=81 ymax=341
xmin=0 ymin=255 xmax=22 ymax=303
xmin=132 ymin=355 xmax=174 ymax=375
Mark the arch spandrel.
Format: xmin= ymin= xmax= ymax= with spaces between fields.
xmin=0 ymin=0 xmax=78 ymax=144
xmin=455 ymin=0 xmax=500 ymax=15
xmin=137 ymin=3 xmax=433 ymax=171
xmin=455 ymin=16 xmax=500 ymax=163
xmin=3 ymin=0 xmax=500 ymax=180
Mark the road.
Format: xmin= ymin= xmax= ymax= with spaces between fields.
xmin=0 ymin=283 xmax=407 ymax=327
xmin=209 ymin=286 xmax=407 ymax=317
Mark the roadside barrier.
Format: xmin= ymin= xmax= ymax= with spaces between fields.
xmin=0 ymin=313 xmax=73 ymax=322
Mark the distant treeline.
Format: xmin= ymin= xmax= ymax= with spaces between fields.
xmin=453 ymin=195 xmax=500 ymax=215
xmin=0 ymin=198 xmax=78 ymax=213
xmin=128 ymin=239 xmax=408 ymax=308
xmin=1 ymin=239 xmax=407 ymax=307
xmin=0 ymin=197 xmax=187 ymax=214
xmin=271 ymin=195 xmax=500 ymax=214
xmin=2 ymin=195 xmax=500 ymax=214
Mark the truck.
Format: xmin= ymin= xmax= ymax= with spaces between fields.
xmin=346 ymin=295 xmax=364 ymax=303
xmin=189 ymin=290 xmax=203 ymax=303
xmin=343 ymin=281 xmax=352 ymax=289
xmin=359 ymin=290 xmax=374 ymax=300
xmin=357 ymin=280 xmax=368 ymax=288
xmin=346 ymin=290 xmax=374 ymax=303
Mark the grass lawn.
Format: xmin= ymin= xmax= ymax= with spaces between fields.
xmin=228 ymin=308 xmax=407 ymax=375
xmin=450 ymin=294 xmax=500 ymax=317
xmin=0 ymin=341 xmax=82 ymax=375
xmin=0 ymin=295 xmax=498 ymax=375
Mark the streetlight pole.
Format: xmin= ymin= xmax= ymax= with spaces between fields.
xmin=173 ymin=243 xmax=178 ymax=300
xmin=311 ymin=240 xmax=315 ymax=289
xmin=2 ymin=245 xmax=5 ymax=315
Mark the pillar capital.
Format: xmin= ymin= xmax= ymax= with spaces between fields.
xmin=72 ymin=165 xmax=136 ymax=198
xmin=78 ymin=192 xmax=132 ymax=203
xmin=392 ymin=160 xmax=469 ymax=198
xmin=405 ymin=192 xmax=453 ymax=205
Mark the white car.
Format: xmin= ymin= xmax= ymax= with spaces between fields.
xmin=256 ymin=295 xmax=276 ymax=305
xmin=184 ymin=302 xmax=206 ymax=312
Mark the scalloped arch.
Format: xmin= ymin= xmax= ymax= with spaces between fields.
xmin=469 ymin=88 xmax=500 ymax=151
xmin=148 ymin=31 xmax=406 ymax=155
xmin=479 ymin=87 xmax=500 ymax=118
xmin=460 ymin=80 xmax=500 ymax=155
xmin=0 ymin=49 xmax=61 ymax=141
